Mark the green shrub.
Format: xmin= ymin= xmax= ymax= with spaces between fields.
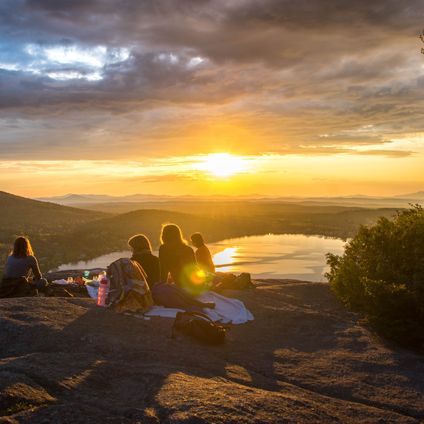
xmin=326 ymin=205 xmax=424 ymax=349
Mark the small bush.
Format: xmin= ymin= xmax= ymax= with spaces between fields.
xmin=326 ymin=205 xmax=424 ymax=349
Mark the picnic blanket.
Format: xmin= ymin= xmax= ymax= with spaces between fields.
xmin=147 ymin=292 xmax=254 ymax=324
xmin=86 ymin=286 xmax=253 ymax=324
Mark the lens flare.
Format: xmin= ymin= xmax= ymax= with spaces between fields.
xmin=191 ymin=268 xmax=207 ymax=285
xmin=181 ymin=264 xmax=212 ymax=296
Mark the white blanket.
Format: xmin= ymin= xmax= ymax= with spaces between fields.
xmin=86 ymin=286 xmax=253 ymax=324
xmin=146 ymin=292 xmax=254 ymax=324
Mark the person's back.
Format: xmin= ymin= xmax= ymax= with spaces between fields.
xmin=195 ymin=244 xmax=215 ymax=273
xmin=159 ymin=242 xmax=196 ymax=286
xmin=131 ymin=251 xmax=160 ymax=286
xmin=190 ymin=232 xmax=215 ymax=273
xmin=128 ymin=234 xmax=160 ymax=287
xmin=4 ymin=254 xmax=41 ymax=280
xmin=1 ymin=237 xmax=48 ymax=298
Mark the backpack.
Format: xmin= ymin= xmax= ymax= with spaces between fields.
xmin=213 ymin=272 xmax=254 ymax=292
xmin=106 ymin=258 xmax=153 ymax=313
xmin=172 ymin=311 xmax=227 ymax=345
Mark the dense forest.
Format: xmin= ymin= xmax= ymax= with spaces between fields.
xmin=0 ymin=191 xmax=401 ymax=274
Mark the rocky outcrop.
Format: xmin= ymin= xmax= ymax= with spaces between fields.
xmin=0 ymin=280 xmax=423 ymax=423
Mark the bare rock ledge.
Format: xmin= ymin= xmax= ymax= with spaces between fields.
xmin=0 ymin=280 xmax=423 ymax=423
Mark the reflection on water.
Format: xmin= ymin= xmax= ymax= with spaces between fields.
xmin=56 ymin=250 xmax=132 ymax=272
xmin=212 ymin=247 xmax=239 ymax=269
xmin=210 ymin=233 xmax=345 ymax=282
xmin=56 ymin=233 xmax=345 ymax=282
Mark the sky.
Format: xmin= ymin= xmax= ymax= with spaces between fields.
xmin=0 ymin=0 xmax=423 ymax=198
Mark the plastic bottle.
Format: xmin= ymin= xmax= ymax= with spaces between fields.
xmin=97 ymin=276 xmax=109 ymax=307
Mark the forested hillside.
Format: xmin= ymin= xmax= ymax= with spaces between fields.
xmin=0 ymin=192 xmax=105 ymax=272
xmin=0 ymin=191 xmax=401 ymax=274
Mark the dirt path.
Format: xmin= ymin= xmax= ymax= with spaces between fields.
xmin=0 ymin=280 xmax=423 ymax=423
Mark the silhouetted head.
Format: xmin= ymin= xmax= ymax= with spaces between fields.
xmin=128 ymin=234 xmax=152 ymax=253
xmin=160 ymin=223 xmax=186 ymax=245
xmin=12 ymin=236 xmax=34 ymax=257
xmin=190 ymin=232 xmax=205 ymax=248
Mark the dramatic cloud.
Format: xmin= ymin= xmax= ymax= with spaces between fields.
xmin=0 ymin=0 xmax=423 ymax=195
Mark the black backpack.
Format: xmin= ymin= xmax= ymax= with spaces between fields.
xmin=172 ymin=311 xmax=227 ymax=345
xmin=213 ymin=272 xmax=254 ymax=292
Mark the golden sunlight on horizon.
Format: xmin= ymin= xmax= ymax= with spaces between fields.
xmin=0 ymin=148 xmax=423 ymax=198
xmin=195 ymin=153 xmax=250 ymax=178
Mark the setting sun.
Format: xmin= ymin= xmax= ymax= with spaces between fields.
xmin=196 ymin=153 xmax=249 ymax=178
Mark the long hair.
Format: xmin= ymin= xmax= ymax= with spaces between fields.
xmin=128 ymin=234 xmax=152 ymax=252
xmin=11 ymin=236 xmax=34 ymax=257
xmin=160 ymin=223 xmax=186 ymax=245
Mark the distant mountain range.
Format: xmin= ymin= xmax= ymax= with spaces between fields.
xmin=36 ymin=193 xmax=250 ymax=205
xmin=37 ymin=191 xmax=424 ymax=209
xmin=393 ymin=191 xmax=424 ymax=199
xmin=37 ymin=193 xmax=170 ymax=204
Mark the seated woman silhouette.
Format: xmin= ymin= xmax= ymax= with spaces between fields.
xmin=0 ymin=236 xmax=49 ymax=297
xmin=190 ymin=232 xmax=215 ymax=273
xmin=129 ymin=232 xmax=214 ymax=311
xmin=159 ymin=223 xmax=198 ymax=287
xmin=128 ymin=234 xmax=160 ymax=287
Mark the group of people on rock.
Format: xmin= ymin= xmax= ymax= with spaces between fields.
xmin=128 ymin=224 xmax=217 ymax=311
xmin=0 ymin=224 xmax=220 ymax=311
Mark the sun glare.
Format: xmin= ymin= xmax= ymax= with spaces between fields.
xmin=212 ymin=247 xmax=239 ymax=272
xmin=197 ymin=153 xmax=249 ymax=178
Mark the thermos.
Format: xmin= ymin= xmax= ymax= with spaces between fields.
xmin=97 ymin=276 xmax=109 ymax=307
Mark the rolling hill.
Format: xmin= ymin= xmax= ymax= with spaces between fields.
xmin=0 ymin=191 xmax=105 ymax=233
xmin=0 ymin=191 xmax=106 ymax=273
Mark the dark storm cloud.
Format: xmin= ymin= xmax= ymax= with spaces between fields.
xmin=0 ymin=0 xmax=423 ymax=158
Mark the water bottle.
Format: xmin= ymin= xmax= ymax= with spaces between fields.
xmin=97 ymin=276 xmax=109 ymax=307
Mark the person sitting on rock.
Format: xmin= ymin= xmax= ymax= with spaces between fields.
xmin=128 ymin=234 xmax=160 ymax=287
xmin=0 ymin=236 xmax=49 ymax=298
xmin=129 ymin=232 xmax=214 ymax=311
xmin=159 ymin=223 xmax=198 ymax=287
xmin=190 ymin=232 xmax=215 ymax=273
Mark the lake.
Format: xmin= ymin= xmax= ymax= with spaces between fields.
xmin=56 ymin=233 xmax=346 ymax=282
